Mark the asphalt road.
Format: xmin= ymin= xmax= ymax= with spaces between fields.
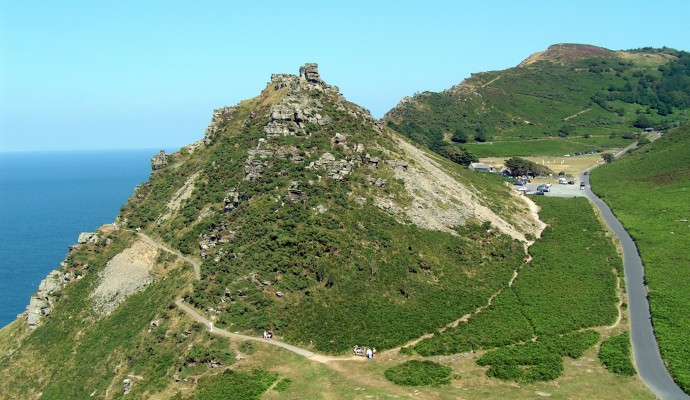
xmin=581 ymin=171 xmax=690 ymax=400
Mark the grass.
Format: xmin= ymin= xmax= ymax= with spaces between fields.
xmin=464 ymin=136 xmax=632 ymax=157
xmin=590 ymin=125 xmax=690 ymax=393
xmin=252 ymin=337 xmax=653 ymax=400
xmin=416 ymin=197 xmax=619 ymax=350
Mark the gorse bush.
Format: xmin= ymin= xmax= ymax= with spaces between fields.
xmin=599 ymin=333 xmax=636 ymax=376
xmin=477 ymin=331 xmax=600 ymax=383
xmin=192 ymin=369 xmax=278 ymax=400
xmin=384 ymin=360 xmax=453 ymax=386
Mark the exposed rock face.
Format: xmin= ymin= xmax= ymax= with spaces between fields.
xmin=26 ymin=270 xmax=65 ymax=329
xmin=199 ymin=222 xmax=233 ymax=261
xmin=204 ymin=105 xmax=239 ymax=145
xmin=224 ymin=189 xmax=240 ymax=213
xmin=300 ymin=63 xmax=321 ymax=83
xmin=150 ymin=150 xmax=168 ymax=170
xmin=77 ymin=232 xmax=99 ymax=244
xmin=287 ymin=181 xmax=308 ymax=202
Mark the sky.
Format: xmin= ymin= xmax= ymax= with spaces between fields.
xmin=1 ymin=1 xmax=689 ymax=152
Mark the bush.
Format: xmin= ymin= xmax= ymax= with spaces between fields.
xmin=477 ymin=331 xmax=600 ymax=383
xmin=385 ymin=360 xmax=453 ymax=386
xmin=599 ymin=333 xmax=636 ymax=376
xmin=192 ymin=369 xmax=278 ymax=400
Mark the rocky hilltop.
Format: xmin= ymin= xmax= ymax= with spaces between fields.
xmin=0 ymin=63 xmax=543 ymax=398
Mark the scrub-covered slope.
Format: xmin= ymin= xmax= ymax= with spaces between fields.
xmin=0 ymin=64 xmax=542 ymax=399
xmin=385 ymin=44 xmax=690 ymax=158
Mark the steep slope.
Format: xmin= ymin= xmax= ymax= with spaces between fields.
xmin=0 ymin=64 xmax=544 ymax=398
xmin=385 ymin=44 xmax=690 ymax=158
xmin=590 ymin=126 xmax=690 ymax=394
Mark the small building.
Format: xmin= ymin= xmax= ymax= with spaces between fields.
xmin=468 ymin=162 xmax=496 ymax=173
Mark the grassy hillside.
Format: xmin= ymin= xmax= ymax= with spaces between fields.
xmin=590 ymin=126 xmax=690 ymax=393
xmin=385 ymin=44 xmax=690 ymax=158
xmin=0 ymin=64 xmax=656 ymax=399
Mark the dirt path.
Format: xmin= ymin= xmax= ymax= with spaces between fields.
xmin=563 ymin=108 xmax=591 ymax=121
xmin=482 ymin=75 xmax=502 ymax=88
xmin=136 ymin=232 xmax=200 ymax=280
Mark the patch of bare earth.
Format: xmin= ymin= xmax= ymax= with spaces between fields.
xmin=378 ymin=137 xmax=541 ymax=243
xmin=92 ymin=240 xmax=159 ymax=316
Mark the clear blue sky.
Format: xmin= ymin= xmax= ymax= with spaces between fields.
xmin=2 ymin=1 xmax=689 ymax=152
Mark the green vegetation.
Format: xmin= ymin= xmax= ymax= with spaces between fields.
xmin=191 ymin=369 xmax=278 ymax=400
xmin=590 ymin=126 xmax=690 ymax=392
xmin=0 ymin=230 xmax=217 ymax=398
xmin=462 ymin=136 xmax=630 ymax=158
xmin=385 ymin=46 xmax=690 ymax=159
xmin=415 ymin=197 xmax=618 ymax=381
xmin=110 ymin=80 xmax=527 ymax=356
xmin=477 ymin=331 xmax=600 ymax=383
xmin=384 ymin=360 xmax=453 ymax=386
xmin=599 ymin=333 xmax=636 ymax=376
xmin=504 ymin=156 xmax=553 ymax=176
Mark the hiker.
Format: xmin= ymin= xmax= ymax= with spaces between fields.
xmin=267 ymin=331 xmax=273 ymax=340
xmin=372 ymin=348 xmax=377 ymax=358
xmin=263 ymin=331 xmax=268 ymax=340
xmin=366 ymin=348 xmax=373 ymax=359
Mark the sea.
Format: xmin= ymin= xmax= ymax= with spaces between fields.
xmin=0 ymin=149 xmax=158 ymax=328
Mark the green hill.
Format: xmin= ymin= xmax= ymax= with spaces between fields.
xmin=385 ymin=44 xmax=690 ymax=158
xmin=590 ymin=126 xmax=690 ymax=392
xmin=0 ymin=64 xmax=652 ymax=399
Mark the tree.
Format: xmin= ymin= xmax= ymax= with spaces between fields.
xmin=633 ymin=115 xmax=653 ymax=129
xmin=504 ymin=157 xmax=553 ymax=177
xmin=438 ymin=146 xmax=478 ymax=166
xmin=451 ymin=129 xmax=468 ymax=143
xmin=474 ymin=131 xmax=488 ymax=142
xmin=602 ymin=153 xmax=615 ymax=163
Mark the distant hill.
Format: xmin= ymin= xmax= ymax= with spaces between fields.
xmin=384 ymin=44 xmax=690 ymax=158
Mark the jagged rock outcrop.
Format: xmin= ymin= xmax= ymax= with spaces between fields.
xmin=224 ymin=189 xmax=240 ymax=213
xmin=77 ymin=232 xmax=99 ymax=244
xmin=150 ymin=150 xmax=168 ymax=170
xmin=204 ymin=105 xmax=239 ymax=145
xmin=25 ymin=270 xmax=67 ymax=329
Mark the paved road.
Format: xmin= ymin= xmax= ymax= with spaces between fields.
xmin=581 ymin=171 xmax=689 ymax=400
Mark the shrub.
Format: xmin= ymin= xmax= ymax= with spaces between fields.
xmin=385 ymin=360 xmax=453 ymax=386
xmin=599 ymin=333 xmax=636 ymax=376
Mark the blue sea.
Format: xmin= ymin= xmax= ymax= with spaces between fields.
xmin=0 ymin=150 xmax=156 ymax=328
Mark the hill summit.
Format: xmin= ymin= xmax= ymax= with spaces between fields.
xmin=0 ymin=63 xmax=546 ymax=397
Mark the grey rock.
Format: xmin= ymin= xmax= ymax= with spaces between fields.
xmin=123 ymin=378 xmax=132 ymax=395
xmin=77 ymin=232 xmax=98 ymax=244
xmin=150 ymin=150 xmax=168 ymax=170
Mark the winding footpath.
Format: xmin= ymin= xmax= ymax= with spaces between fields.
xmin=581 ymin=171 xmax=689 ymax=400
xmin=138 ymin=232 xmax=362 ymax=364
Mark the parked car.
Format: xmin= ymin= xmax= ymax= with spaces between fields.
xmin=580 ymin=182 xmax=586 ymax=190
xmin=568 ymin=181 xmax=575 ymax=185
xmin=537 ymin=184 xmax=550 ymax=193
xmin=583 ymin=171 xmax=588 ymax=175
